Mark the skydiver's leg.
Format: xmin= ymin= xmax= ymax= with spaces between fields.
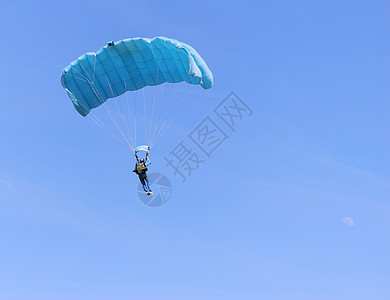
xmin=145 ymin=174 xmax=151 ymax=191
xmin=139 ymin=175 xmax=148 ymax=192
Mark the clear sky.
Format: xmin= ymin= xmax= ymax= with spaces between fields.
xmin=0 ymin=0 xmax=389 ymax=299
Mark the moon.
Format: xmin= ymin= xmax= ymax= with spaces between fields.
xmin=342 ymin=217 xmax=354 ymax=226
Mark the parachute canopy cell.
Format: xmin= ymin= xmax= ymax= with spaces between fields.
xmin=61 ymin=37 xmax=213 ymax=116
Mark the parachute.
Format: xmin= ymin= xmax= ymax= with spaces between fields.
xmin=61 ymin=37 xmax=213 ymax=153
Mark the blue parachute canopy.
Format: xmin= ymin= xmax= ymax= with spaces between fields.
xmin=61 ymin=37 xmax=213 ymax=116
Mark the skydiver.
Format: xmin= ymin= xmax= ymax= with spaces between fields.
xmin=133 ymin=153 xmax=153 ymax=195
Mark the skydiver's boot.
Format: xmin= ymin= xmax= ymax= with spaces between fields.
xmin=149 ymin=190 xmax=153 ymax=195
xmin=146 ymin=191 xmax=150 ymax=195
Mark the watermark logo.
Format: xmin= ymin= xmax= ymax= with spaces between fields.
xmin=137 ymin=91 xmax=252 ymax=207
xmin=137 ymin=172 xmax=172 ymax=207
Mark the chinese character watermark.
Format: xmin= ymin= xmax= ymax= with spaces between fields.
xmin=214 ymin=92 xmax=253 ymax=131
xmin=164 ymin=141 xmax=205 ymax=182
xmin=165 ymin=91 xmax=252 ymax=183
xmin=189 ymin=117 xmax=228 ymax=157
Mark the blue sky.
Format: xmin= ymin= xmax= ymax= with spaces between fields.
xmin=0 ymin=0 xmax=389 ymax=299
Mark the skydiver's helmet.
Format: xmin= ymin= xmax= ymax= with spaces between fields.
xmin=140 ymin=159 xmax=145 ymax=163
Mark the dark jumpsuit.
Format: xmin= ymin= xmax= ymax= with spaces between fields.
xmin=136 ymin=161 xmax=151 ymax=192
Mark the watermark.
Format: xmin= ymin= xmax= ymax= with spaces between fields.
xmin=164 ymin=141 xmax=205 ymax=182
xmin=214 ymin=92 xmax=253 ymax=131
xmin=137 ymin=172 xmax=172 ymax=207
xmin=189 ymin=117 xmax=228 ymax=157
xmin=165 ymin=91 xmax=252 ymax=183
xmin=137 ymin=91 xmax=252 ymax=207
